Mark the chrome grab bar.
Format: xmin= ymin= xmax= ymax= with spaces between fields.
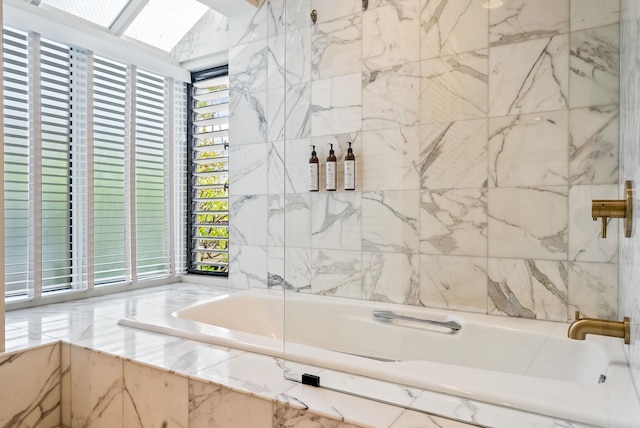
xmin=372 ymin=310 xmax=461 ymax=332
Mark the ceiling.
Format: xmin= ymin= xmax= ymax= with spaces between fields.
xmin=21 ymin=0 xmax=221 ymax=52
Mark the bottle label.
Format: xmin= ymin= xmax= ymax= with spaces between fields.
xmin=344 ymin=160 xmax=355 ymax=190
xmin=309 ymin=163 xmax=319 ymax=191
xmin=326 ymin=162 xmax=336 ymax=191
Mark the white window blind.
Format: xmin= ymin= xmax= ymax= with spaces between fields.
xmin=3 ymin=28 xmax=30 ymax=297
xmin=189 ymin=70 xmax=229 ymax=274
xmin=93 ymin=55 xmax=127 ymax=285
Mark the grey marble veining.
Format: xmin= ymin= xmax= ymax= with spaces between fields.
xmin=312 ymin=13 xmax=362 ymax=80
xmin=362 ymin=190 xmax=420 ymax=254
xmin=489 ymin=0 xmax=569 ymax=47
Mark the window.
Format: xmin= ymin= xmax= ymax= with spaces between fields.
xmin=3 ymin=25 xmax=187 ymax=301
xmin=188 ymin=67 xmax=229 ymax=274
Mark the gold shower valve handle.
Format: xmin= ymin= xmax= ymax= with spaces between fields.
xmin=591 ymin=181 xmax=634 ymax=239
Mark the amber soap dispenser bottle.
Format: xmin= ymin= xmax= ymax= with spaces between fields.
xmin=326 ymin=143 xmax=337 ymax=191
xmin=309 ymin=145 xmax=319 ymax=192
xmin=344 ymin=142 xmax=355 ymax=191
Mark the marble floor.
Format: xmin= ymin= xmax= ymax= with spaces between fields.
xmin=4 ymin=280 xmax=596 ymax=428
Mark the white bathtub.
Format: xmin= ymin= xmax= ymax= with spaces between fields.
xmin=119 ymin=288 xmax=640 ymax=427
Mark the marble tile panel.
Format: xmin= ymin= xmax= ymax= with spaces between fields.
xmin=268 ymin=246 xmax=311 ymax=292
xmin=421 ymin=49 xmax=488 ymax=124
xmin=391 ymin=410 xmax=476 ymax=427
xmin=420 ymin=188 xmax=487 ymax=256
xmin=267 ymin=0 xmax=285 ymax=36
xmin=123 ymin=360 xmax=189 ymax=428
xmin=569 ymin=105 xmax=619 ymax=185
xmin=419 ymin=255 xmax=487 ymax=313
xmin=0 ymin=343 xmax=60 ymax=428
xmin=360 ymin=126 xmax=420 ymax=192
xmin=229 ymin=194 xmax=268 ymax=246
xmin=420 ymin=0 xmax=488 ymax=60
xmin=488 ymin=258 xmax=568 ymax=321
xmin=228 ymin=40 xmax=268 ymax=92
xmin=228 ymin=1 xmax=268 ymax=46
xmin=273 ymin=403 xmax=361 ymax=428
xmin=267 ymin=194 xmax=311 ymax=248
xmin=229 ymin=245 xmax=268 ymax=289
xmin=489 ymin=35 xmax=569 ymax=117
xmin=171 ymin=10 xmax=228 ymax=62
xmin=61 ymin=342 xmax=71 ymax=427
xmin=569 ymin=24 xmax=620 ymax=109
xmin=189 ymin=379 xmax=272 ymax=428
xmin=362 ymin=0 xmax=421 ymax=69
xmin=570 ymin=0 xmax=620 ymax=32
xmin=489 ymin=0 xmax=569 ymax=47
xmin=362 ymin=252 xmax=420 ymax=304
xmin=284 ymin=0 xmax=312 ymax=31
xmin=311 ymin=0 xmax=361 ymax=24
xmin=228 ymin=143 xmax=268 ymax=195
xmin=311 ymin=249 xmax=362 ymax=298
xmin=311 ymin=192 xmax=361 ymax=251
xmin=34 ymin=315 xmax=123 ymax=342
xmin=488 ymin=110 xmax=569 ymax=187
xmin=311 ymin=13 xmax=362 ymax=80
xmin=3 ymin=325 xmax=60 ymax=352
xmin=420 ymin=119 xmax=488 ymax=190
xmin=229 ymin=88 xmax=267 ymax=145
xmin=311 ymin=73 xmax=362 ymax=137
xmin=70 ymin=346 xmax=124 ymax=427
xmin=269 ymin=140 xmax=286 ymax=194
xmin=568 ymin=261 xmax=618 ymax=319
xmin=488 ymin=186 xmax=568 ymax=260
xmin=269 ymin=30 xmax=311 ymax=89
xmin=283 ymin=137 xmax=312 ymax=194
xmin=363 ymin=62 xmax=421 ymax=130
xmin=268 ymin=82 xmax=311 ymax=142
xmin=362 ymin=190 xmax=420 ymax=253
xmin=74 ymin=328 xmax=182 ymax=359
xmin=195 ymin=353 xmax=296 ymax=400
xmin=568 ymin=184 xmax=619 ymax=263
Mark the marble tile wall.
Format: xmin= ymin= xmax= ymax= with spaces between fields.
xmin=620 ymin=0 xmax=640 ymax=404
xmin=228 ymin=0 xmax=621 ymax=323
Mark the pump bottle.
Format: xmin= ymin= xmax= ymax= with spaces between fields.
xmin=309 ymin=145 xmax=319 ymax=192
xmin=344 ymin=142 xmax=356 ymax=191
xmin=326 ymin=143 xmax=337 ymax=191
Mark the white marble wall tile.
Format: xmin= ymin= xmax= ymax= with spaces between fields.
xmin=230 ymin=194 xmax=268 ymax=246
xmin=284 ymin=138 xmax=312 ymax=194
xmin=489 ymin=0 xmax=569 ymax=47
xmin=362 ymin=252 xmax=420 ymax=304
xmin=421 ymin=50 xmax=488 ymax=124
xmin=268 ymin=194 xmax=311 ymax=248
xmin=310 ymin=0 xmax=361 ymax=24
xmin=568 ymin=184 xmax=619 ymax=263
xmin=569 ymin=105 xmax=619 ymax=185
xmin=269 ymin=30 xmax=311 ymax=89
xmin=171 ymin=10 xmax=228 ymax=63
xmin=228 ymin=1 xmax=268 ymax=46
xmin=420 ymin=0 xmax=488 ymax=60
xmin=362 ymin=0 xmax=421 ymax=70
xmin=268 ymin=83 xmax=311 ymax=142
xmin=123 ymin=361 xmax=188 ymax=428
xmin=189 ymin=379 xmax=272 ymax=428
xmin=61 ymin=342 xmax=71 ymax=427
xmin=268 ymin=0 xmax=285 ymax=36
xmin=229 ymin=143 xmax=268 ymax=194
xmin=570 ymin=0 xmax=620 ymax=32
xmin=420 ymin=119 xmax=488 ymax=189
xmin=311 ymin=249 xmax=362 ymax=297
xmin=420 ymin=188 xmax=487 ymax=256
xmin=273 ymin=404 xmax=360 ymax=428
xmin=391 ymin=409 xmax=477 ymax=427
xmin=569 ymin=24 xmax=620 ymax=109
xmin=489 ymin=35 xmax=569 ymax=117
xmin=312 ymin=13 xmax=362 ymax=80
xmin=70 ymin=346 xmax=124 ymax=427
xmin=363 ymin=62 xmax=421 ymax=130
xmin=488 ymin=110 xmax=568 ymax=187
xmin=268 ymin=195 xmax=285 ymax=247
xmin=268 ymin=246 xmax=312 ymax=291
xmin=0 ymin=343 xmax=60 ymax=427
xmin=229 ymin=245 xmax=268 ymax=289
xmin=568 ymin=261 xmax=618 ymax=319
xmin=360 ymin=126 xmax=420 ymax=191
xmin=229 ymin=40 xmax=268 ymax=93
xmin=362 ymin=190 xmax=420 ymax=253
xmin=311 ymin=73 xmax=362 ymax=137
xmin=285 ymin=0 xmax=312 ymax=31
xmin=488 ymin=186 xmax=568 ymax=260
xmin=419 ymin=255 xmax=487 ymax=313
xmin=269 ymin=141 xmax=286 ymax=194
xmin=311 ymin=133 xmax=362 ymax=192
xmin=311 ymin=192 xmax=361 ymax=251
xmin=229 ymin=88 xmax=267 ymax=145
xmin=488 ymin=258 xmax=568 ymax=321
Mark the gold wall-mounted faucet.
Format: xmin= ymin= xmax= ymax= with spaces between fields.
xmin=591 ymin=180 xmax=633 ymax=238
xmin=568 ymin=311 xmax=630 ymax=344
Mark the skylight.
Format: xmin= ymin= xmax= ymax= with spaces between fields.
xmin=39 ymin=0 xmax=130 ymax=27
xmin=123 ymin=0 xmax=209 ymax=52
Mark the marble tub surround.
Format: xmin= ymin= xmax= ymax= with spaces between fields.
xmin=226 ymin=0 xmax=623 ymax=323
xmin=2 ymin=282 xmax=615 ymax=428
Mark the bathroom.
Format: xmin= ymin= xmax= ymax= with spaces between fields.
xmin=1 ymin=0 xmax=640 ymax=426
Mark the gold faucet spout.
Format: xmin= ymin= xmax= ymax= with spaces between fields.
xmin=568 ymin=311 xmax=630 ymax=344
